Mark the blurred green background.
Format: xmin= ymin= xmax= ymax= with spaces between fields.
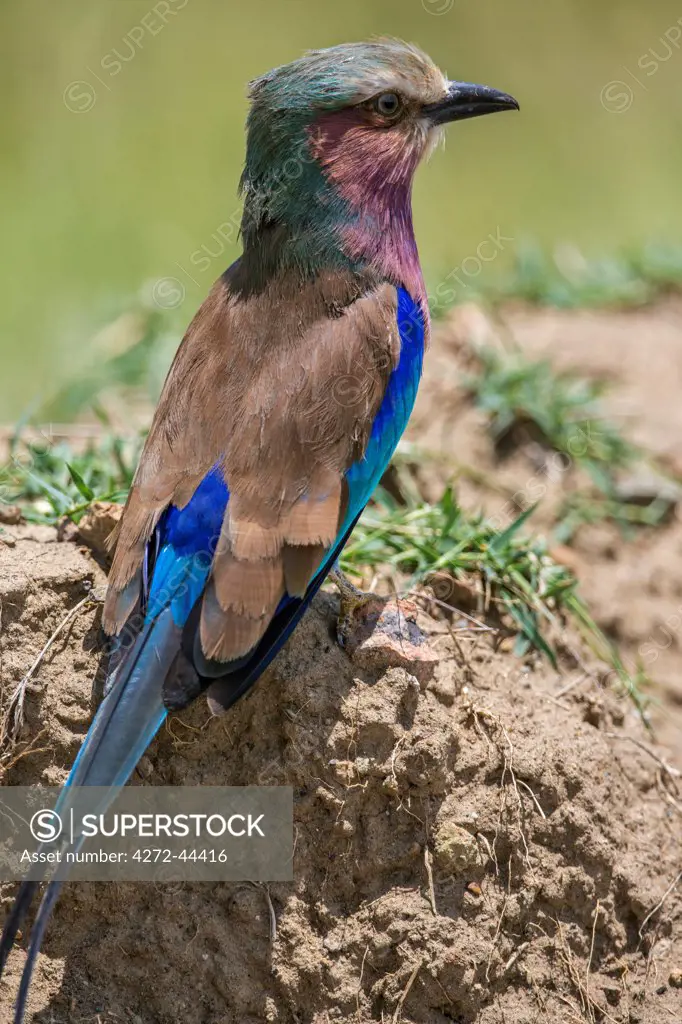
xmin=2 ymin=0 xmax=682 ymax=418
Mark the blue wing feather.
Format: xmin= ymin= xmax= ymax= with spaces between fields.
xmin=168 ymin=286 xmax=425 ymax=709
xmin=149 ymin=286 xmax=424 ymax=641
xmin=0 ymin=289 xmax=426 ymax=1022
xmin=151 ymin=286 xmax=424 ymax=634
xmin=341 ymin=286 xmax=424 ymax=535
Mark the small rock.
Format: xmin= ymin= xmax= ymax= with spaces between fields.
xmin=433 ymin=822 xmax=480 ymax=874
xmin=343 ymin=598 xmax=439 ymax=683
xmin=77 ymin=501 xmax=123 ymax=559
xmin=0 ymin=504 xmax=22 ymax=525
xmin=669 ymin=969 xmax=682 ymax=988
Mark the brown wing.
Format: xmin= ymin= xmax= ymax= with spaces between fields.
xmin=104 ymin=264 xmax=399 ymax=664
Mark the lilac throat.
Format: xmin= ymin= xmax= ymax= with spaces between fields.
xmin=309 ymin=110 xmax=428 ymax=319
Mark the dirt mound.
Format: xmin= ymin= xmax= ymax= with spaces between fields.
xmin=408 ymin=299 xmax=682 ymax=760
xmin=0 ymin=528 xmax=681 ymax=1023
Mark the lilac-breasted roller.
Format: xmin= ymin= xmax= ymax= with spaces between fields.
xmin=1 ymin=40 xmax=517 ymax=1020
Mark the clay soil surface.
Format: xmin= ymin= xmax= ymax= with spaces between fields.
xmin=409 ymin=296 xmax=682 ymax=760
xmin=0 ymin=299 xmax=681 ymax=1023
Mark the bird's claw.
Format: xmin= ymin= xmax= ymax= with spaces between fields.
xmin=329 ymin=567 xmax=380 ymax=647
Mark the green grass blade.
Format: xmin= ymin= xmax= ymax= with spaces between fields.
xmin=66 ymin=463 xmax=95 ymax=501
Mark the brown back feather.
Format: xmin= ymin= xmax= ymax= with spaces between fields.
xmin=104 ymin=264 xmax=399 ymax=663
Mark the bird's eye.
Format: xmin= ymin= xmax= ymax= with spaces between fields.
xmin=373 ymin=92 xmax=403 ymax=119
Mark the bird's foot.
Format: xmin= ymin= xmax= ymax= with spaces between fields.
xmin=329 ymin=567 xmax=383 ymax=648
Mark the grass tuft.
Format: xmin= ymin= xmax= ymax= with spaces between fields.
xmin=491 ymin=240 xmax=682 ymax=308
xmin=464 ymin=346 xmax=636 ymax=476
xmin=0 ymin=425 xmax=142 ymax=524
xmin=1 ymin=264 xmax=662 ymax=721
xmin=1 ymin=427 xmax=649 ymax=718
xmin=342 ymin=485 xmax=649 ymax=718
xmin=463 ymin=344 xmax=676 ymax=540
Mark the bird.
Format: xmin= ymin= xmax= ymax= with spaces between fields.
xmin=0 ymin=39 xmax=517 ymax=1022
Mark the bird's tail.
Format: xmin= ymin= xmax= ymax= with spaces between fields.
xmin=0 ymin=606 xmax=180 ymax=1024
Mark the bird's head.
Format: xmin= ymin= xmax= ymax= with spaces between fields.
xmin=240 ymin=40 xmax=518 ymax=286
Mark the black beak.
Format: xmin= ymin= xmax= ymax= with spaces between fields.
xmin=424 ymin=81 xmax=519 ymax=126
